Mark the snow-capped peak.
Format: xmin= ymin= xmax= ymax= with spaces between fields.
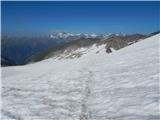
xmin=49 ymin=31 xmax=127 ymax=40
xmin=49 ymin=32 xmax=102 ymax=40
xmin=90 ymin=34 xmax=98 ymax=38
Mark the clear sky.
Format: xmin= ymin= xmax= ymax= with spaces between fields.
xmin=2 ymin=1 xmax=160 ymax=36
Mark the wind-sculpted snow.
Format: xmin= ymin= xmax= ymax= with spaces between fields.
xmin=2 ymin=34 xmax=160 ymax=120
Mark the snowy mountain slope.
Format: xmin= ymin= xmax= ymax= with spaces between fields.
xmin=2 ymin=34 xmax=159 ymax=120
xmin=47 ymin=44 xmax=106 ymax=60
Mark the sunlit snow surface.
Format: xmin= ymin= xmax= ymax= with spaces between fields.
xmin=2 ymin=34 xmax=160 ymax=120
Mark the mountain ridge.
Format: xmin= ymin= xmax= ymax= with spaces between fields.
xmin=28 ymin=33 xmax=147 ymax=63
xmin=2 ymin=31 xmax=159 ymax=66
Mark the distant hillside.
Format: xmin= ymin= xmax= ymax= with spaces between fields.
xmin=1 ymin=56 xmax=17 ymax=66
xmin=28 ymin=37 xmax=101 ymax=62
xmin=29 ymin=34 xmax=147 ymax=63
xmin=1 ymin=36 xmax=65 ymax=65
xmin=3 ymin=32 xmax=155 ymax=66
xmin=104 ymin=34 xmax=146 ymax=53
xmin=148 ymin=30 xmax=160 ymax=37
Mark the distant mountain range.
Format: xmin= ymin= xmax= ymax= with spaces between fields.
xmin=1 ymin=36 xmax=65 ymax=65
xmin=28 ymin=33 xmax=147 ymax=63
xmin=49 ymin=31 xmax=121 ymax=40
xmin=1 ymin=31 xmax=159 ymax=66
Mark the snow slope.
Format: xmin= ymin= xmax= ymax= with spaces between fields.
xmin=2 ymin=34 xmax=160 ymax=120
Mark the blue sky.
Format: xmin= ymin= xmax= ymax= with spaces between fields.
xmin=2 ymin=1 xmax=160 ymax=36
